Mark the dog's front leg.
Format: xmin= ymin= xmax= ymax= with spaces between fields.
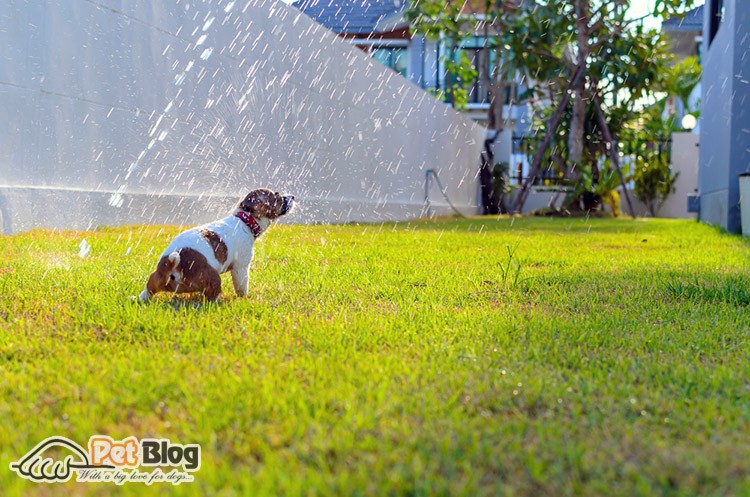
xmin=230 ymin=264 xmax=250 ymax=297
xmin=138 ymin=289 xmax=150 ymax=303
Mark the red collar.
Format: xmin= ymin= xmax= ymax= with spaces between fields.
xmin=235 ymin=211 xmax=263 ymax=238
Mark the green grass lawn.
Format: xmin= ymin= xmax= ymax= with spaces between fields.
xmin=1 ymin=217 xmax=749 ymax=496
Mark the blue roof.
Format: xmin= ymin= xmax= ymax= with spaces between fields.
xmin=293 ymin=0 xmax=407 ymax=35
xmin=662 ymin=5 xmax=704 ymax=31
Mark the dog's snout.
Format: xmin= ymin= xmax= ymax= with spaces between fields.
xmin=280 ymin=195 xmax=295 ymax=215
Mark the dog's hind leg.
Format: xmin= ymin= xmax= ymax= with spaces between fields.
xmin=203 ymin=269 xmax=222 ymax=302
xmin=138 ymin=252 xmax=181 ymax=303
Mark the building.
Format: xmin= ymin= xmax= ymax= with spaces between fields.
xmin=293 ymin=0 xmax=536 ymax=199
xmin=697 ymin=0 xmax=750 ymax=233
xmin=292 ymin=0 xmax=529 ymax=128
xmin=662 ymin=5 xmax=703 ymax=61
xmin=293 ymin=0 xmax=419 ymax=84
xmin=658 ymin=5 xmax=703 ymax=130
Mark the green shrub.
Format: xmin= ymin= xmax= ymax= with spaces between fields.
xmin=633 ymin=155 xmax=678 ymax=216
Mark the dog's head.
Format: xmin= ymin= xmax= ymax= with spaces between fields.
xmin=237 ymin=188 xmax=295 ymax=220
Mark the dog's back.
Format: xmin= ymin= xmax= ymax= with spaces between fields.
xmin=163 ymin=216 xmax=254 ymax=274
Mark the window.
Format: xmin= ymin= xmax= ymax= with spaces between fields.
xmin=369 ymin=47 xmax=408 ymax=78
xmin=447 ymin=37 xmax=508 ymax=106
xmin=354 ymin=42 xmax=409 ymax=78
xmin=709 ymin=0 xmax=724 ymax=45
xmin=460 ymin=45 xmax=490 ymax=104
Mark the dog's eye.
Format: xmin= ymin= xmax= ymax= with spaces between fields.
xmin=170 ymin=274 xmax=175 ymax=281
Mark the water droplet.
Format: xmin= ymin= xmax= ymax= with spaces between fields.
xmin=203 ymin=17 xmax=215 ymax=31
xmin=200 ymin=48 xmax=213 ymax=60
xmin=149 ymin=115 xmax=164 ymax=136
xmin=78 ymin=239 xmax=91 ymax=258
xmin=109 ymin=194 xmax=122 ymax=208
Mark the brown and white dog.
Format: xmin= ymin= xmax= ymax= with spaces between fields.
xmin=138 ymin=188 xmax=294 ymax=302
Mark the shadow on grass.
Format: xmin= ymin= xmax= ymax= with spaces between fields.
xmin=384 ymin=217 xmax=750 ymax=250
xmin=390 ymin=216 xmax=664 ymax=235
xmin=138 ymin=295 xmax=224 ymax=312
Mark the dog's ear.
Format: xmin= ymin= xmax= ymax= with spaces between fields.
xmin=239 ymin=192 xmax=257 ymax=212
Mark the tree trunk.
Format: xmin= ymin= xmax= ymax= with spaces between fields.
xmin=446 ymin=38 xmax=458 ymax=107
xmin=567 ymin=0 xmax=590 ymax=177
xmin=479 ymin=23 xmax=505 ymax=215
xmin=480 ymin=80 xmax=508 ymax=215
xmin=479 ymin=130 xmax=500 ymax=214
xmin=512 ymin=62 xmax=587 ymax=213
xmin=487 ymin=80 xmax=507 ymax=131
xmin=568 ymin=86 xmax=586 ymax=175
xmin=589 ymin=81 xmax=636 ymax=218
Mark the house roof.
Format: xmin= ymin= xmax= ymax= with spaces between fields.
xmin=294 ymin=0 xmax=530 ymax=35
xmin=292 ymin=0 xmax=407 ymax=35
xmin=374 ymin=0 xmax=530 ymax=34
xmin=662 ymin=5 xmax=704 ymax=32
xmin=457 ymin=0 xmax=528 ymax=16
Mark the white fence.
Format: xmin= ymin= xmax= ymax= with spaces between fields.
xmin=0 ymin=0 xmax=484 ymax=233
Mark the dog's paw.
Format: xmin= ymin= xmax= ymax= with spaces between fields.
xmin=133 ymin=291 xmax=150 ymax=304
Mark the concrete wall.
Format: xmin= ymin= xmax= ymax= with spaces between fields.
xmin=698 ymin=0 xmax=750 ymax=233
xmin=626 ymin=132 xmax=699 ymax=219
xmin=505 ymin=132 xmax=698 ymax=219
xmin=661 ymin=132 xmax=699 ymax=219
xmin=0 ymin=0 xmax=484 ymax=234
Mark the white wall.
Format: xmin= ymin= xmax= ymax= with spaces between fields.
xmin=661 ymin=132 xmax=699 ymax=219
xmin=624 ymin=132 xmax=699 ymax=219
xmin=0 ymin=0 xmax=484 ymax=234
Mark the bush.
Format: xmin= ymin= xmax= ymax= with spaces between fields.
xmin=633 ymin=156 xmax=678 ymax=217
